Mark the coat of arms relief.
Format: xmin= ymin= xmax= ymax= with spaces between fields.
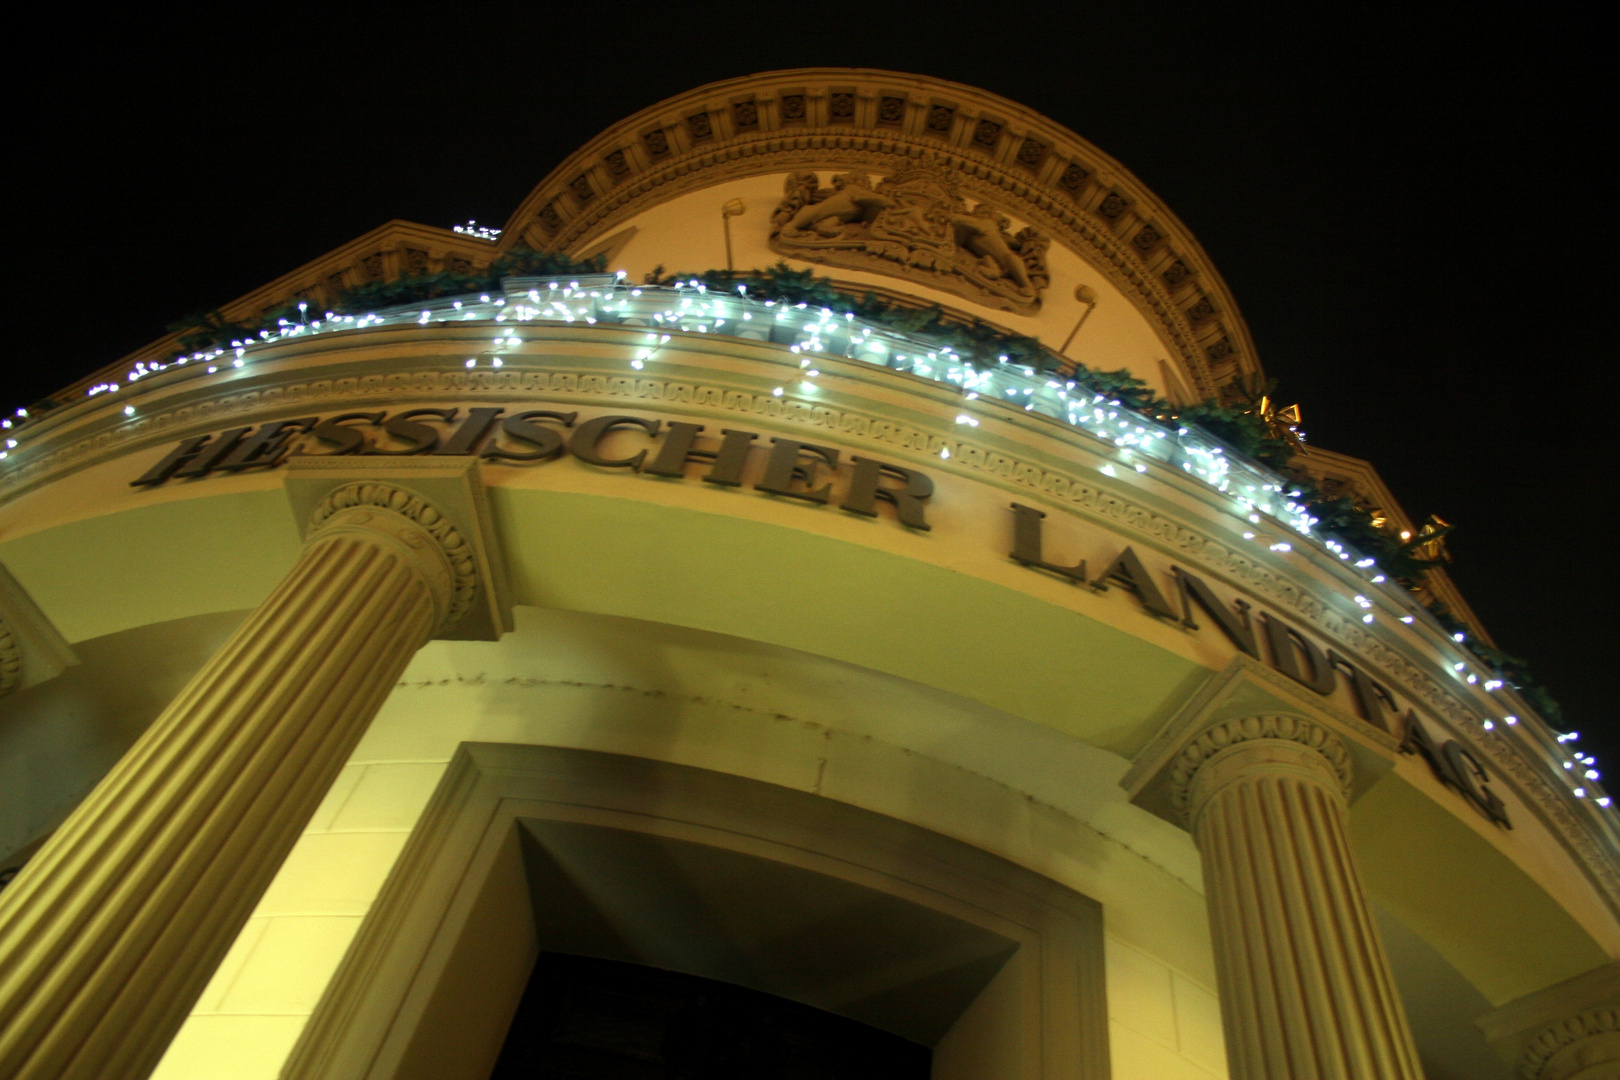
xmin=769 ymin=168 xmax=1052 ymax=315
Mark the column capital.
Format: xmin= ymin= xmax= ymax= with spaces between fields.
xmin=308 ymin=482 xmax=472 ymax=633
xmin=1169 ymin=713 xmax=1354 ymax=823
xmin=1122 ymin=655 xmax=1400 ymax=825
xmin=1478 ymin=961 xmax=1620 ymax=1079
xmin=1520 ymin=1007 xmax=1620 ymax=1079
xmin=284 ymin=456 xmax=511 ymax=641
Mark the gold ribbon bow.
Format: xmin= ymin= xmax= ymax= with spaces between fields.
xmin=1405 ymin=515 xmax=1454 ymax=563
xmin=1254 ymin=395 xmax=1307 ymax=454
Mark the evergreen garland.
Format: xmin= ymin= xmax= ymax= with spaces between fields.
xmin=1426 ymin=604 xmax=1563 ymax=724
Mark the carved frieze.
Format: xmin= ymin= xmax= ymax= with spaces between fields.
xmin=769 ymin=167 xmax=1052 ymax=314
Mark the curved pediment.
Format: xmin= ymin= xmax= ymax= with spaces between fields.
xmin=500 ymin=67 xmax=1262 ymax=403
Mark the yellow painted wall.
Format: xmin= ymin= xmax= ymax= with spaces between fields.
xmin=153 ymin=605 xmax=1225 ymax=1079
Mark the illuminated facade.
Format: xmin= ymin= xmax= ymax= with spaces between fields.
xmin=0 ymin=69 xmax=1616 ymax=1080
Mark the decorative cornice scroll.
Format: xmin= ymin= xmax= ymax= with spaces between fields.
xmin=309 ymin=482 xmax=479 ymax=631
xmin=1168 ymin=714 xmax=1354 ymax=819
xmin=1518 ymin=1006 xmax=1619 ymax=1079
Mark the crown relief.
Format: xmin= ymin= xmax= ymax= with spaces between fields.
xmin=769 ymin=167 xmax=1052 ymax=315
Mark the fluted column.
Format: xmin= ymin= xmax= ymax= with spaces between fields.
xmin=0 ymin=481 xmax=480 ymax=1080
xmin=1170 ymin=714 xmax=1424 ymax=1080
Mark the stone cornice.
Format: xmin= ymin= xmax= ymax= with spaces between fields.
xmin=499 ymin=68 xmax=1260 ymax=403
xmin=3 ymin=324 xmax=1615 ymax=917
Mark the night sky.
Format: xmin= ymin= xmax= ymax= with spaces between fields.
xmin=7 ymin=13 xmax=1612 ymax=767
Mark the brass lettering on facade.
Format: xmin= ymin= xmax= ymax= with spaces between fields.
xmin=131 ymin=410 xmax=932 ymax=531
xmin=1006 ymin=505 xmax=1511 ymax=828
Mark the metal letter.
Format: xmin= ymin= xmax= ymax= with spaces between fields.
xmin=755 ymin=438 xmax=839 ymax=503
xmin=702 ymin=429 xmax=758 ymax=486
xmin=173 ymin=427 xmax=251 ymax=479
xmin=436 ymin=407 xmax=504 ymax=455
xmin=1174 ymin=567 xmax=1259 ymax=657
xmin=846 ymin=458 xmax=933 ymax=530
xmin=642 ymin=423 xmax=760 ymax=484
xmin=1261 ymin=612 xmax=1336 ymax=694
xmin=1442 ymin=741 xmax=1512 ymax=827
xmin=1008 ymin=503 xmax=1085 ymax=580
xmin=297 ymin=412 xmax=385 ymax=456
xmin=1328 ymin=649 xmax=1398 ymax=733
xmin=570 ymin=414 xmax=660 ymax=468
xmin=217 ymin=418 xmax=317 ymax=471
xmin=1399 ymin=710 xmax=1468 ymax=793
xmin=364 ymin=408 xmax=457 ymax=455
xmin=1092 ymin=547 xmax=1178 ymax=618
xmin=130 ymin=435 xmax=211 ymax=487
xmin=484 ymin=410 xmax=576 ymax=461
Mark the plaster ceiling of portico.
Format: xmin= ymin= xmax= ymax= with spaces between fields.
xmin=500 ymin=68 xmax=1263 ymax=403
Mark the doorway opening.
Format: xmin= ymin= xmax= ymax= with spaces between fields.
xmin=285 ymin=745 xmax=1110 ymax=1079
xmin=492 ymin=952 xmax=931 ymax=1078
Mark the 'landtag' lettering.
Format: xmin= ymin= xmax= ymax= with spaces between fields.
xmin=1009 ymin=501 xmax=1511 ymax=828
xmin=131 ymin=409 xmax=934 ymax=531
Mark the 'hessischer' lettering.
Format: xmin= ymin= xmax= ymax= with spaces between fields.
xmin=129 ymin=408 xmax=932 ymax=531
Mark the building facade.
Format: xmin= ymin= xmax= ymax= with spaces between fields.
xmin=0 ymin=69 xmax=1616 ymax=1079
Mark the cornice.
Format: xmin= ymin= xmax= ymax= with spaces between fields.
xmin=3 ymin=323 xmax=1615 ymax=916
xmin=498 ymin=68 xmax=1261 ymax=403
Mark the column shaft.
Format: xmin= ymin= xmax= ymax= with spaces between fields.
xmin=1175 ymin=718 xmax=1424 ymax=1080
xmin=0 ymin=523 xmax=443 ymax=1080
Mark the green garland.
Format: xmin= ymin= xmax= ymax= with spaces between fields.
xmin=1426 ymin=604 xmax=1563 ymax=724
xmin=164 ymin=258 xmax=1557 ymax=722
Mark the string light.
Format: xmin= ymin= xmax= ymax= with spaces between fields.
xmin=451 ymin=220 xmax=502 ymax=241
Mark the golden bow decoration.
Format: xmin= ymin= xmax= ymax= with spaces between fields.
xmin=1254 ymin=395 xmax=1307 ymax=454
xmin=1406 ymin=515 xmax=1454 ymax=563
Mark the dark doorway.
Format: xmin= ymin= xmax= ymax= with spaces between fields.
xmin=491 ymin=952 xmax=933 ymax=1079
